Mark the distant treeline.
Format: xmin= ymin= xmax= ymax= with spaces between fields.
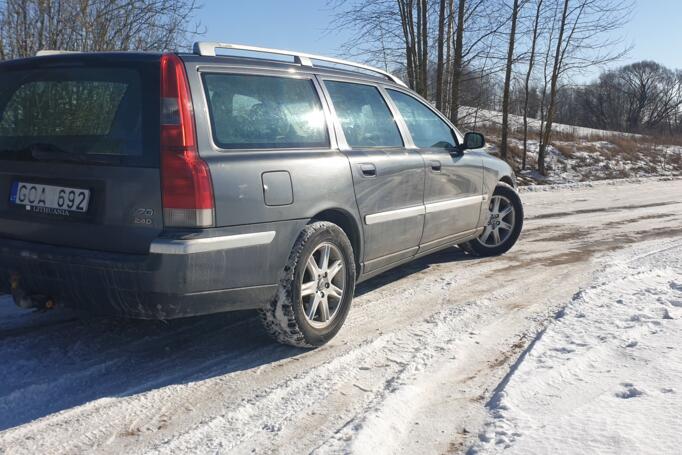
xmin=551 ymin=62 xmax=682 ymax=136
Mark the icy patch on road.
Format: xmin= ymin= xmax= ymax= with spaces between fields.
xmin=470 ymin=239 xmax=682 ymax=454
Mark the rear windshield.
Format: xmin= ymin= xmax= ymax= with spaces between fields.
xmin=203 ymin=73 xmax=329 ymax=150
xmin=0 ymin=64 xmax=158 ymax=166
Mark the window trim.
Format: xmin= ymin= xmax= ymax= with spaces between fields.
xmin=318 ymin=76 xmax=407 ymax=151
xmin=384 ymin=86 xmax=463 ymax=149
xmin=198 ymin=69 xmax=335 ymax=153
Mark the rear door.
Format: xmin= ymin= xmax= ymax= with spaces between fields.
xmin=386 ymin=88 xmax=483 ymax=249
xmin=0 ymin=55 xmax=163 ymax=254
xmin=321 ymin=79 xmax=425 ymax=273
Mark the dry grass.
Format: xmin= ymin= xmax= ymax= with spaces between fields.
xmin=469 ymin=123 xmax=682 ymax=181
xmin=506 ymin=141 xmax=524 ymax=162
xmin=607 ymin=136 xmax=644 ymax=161
xmin=643 ymin=133 xmax=682 ymax=147
xmin=552 ymin=142 xmax=577 ymax=159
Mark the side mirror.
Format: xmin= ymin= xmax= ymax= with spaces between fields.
xmin=462 ymin=132 xmax=485 ymax=151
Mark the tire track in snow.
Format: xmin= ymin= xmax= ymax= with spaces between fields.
xmin=152 ymin=299 xmax=500 ymax=455
xmin=0 ymin=314 xmax=278 ymax=451
xmin=0 ymin=258 xmax=485 ymax=454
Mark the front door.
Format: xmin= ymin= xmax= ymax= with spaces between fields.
xmin=386 ymin=89 xmax=483 ymax=250
xmin=322 ymin=79 xmax=425 ymax=273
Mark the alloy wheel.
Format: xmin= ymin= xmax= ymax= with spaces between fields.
xmin=477 ymin=195 xmax=516 ymax=247
xmin=300 ymin=242 xmax=346 ymax=328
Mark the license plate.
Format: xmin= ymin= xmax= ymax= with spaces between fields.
xmin=10 ymin=181 xmax=91 ymax=214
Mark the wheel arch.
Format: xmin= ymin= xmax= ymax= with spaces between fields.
xmin=499 ymin=175 xmax=515 ymax=188
xmin=311 ymin=208 xmax=363 ymax=275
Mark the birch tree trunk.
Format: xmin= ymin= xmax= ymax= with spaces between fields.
xmin=450 ymin=0 xmax=466 ymax=125
xmin=522 ymin=0 xmax=543 ymax=170
xmin=500 ymin=0 xmax=521 ymax=161
xmin=538 ymin=0 xmax=569 ymax=176
xmin=436 ymin=0 xmax=447 ymax=109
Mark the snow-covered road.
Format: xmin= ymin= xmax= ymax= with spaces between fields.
xmin=471 ymin=238 xmax=682 ymax=455
xmin=1 ymin=178 xmax=681 ymax=455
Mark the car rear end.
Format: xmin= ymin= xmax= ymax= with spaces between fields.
xmin=0 ymin=52 xmax=280 ymax=318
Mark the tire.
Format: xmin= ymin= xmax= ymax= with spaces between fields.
xmin=461 ymin=183 xmax=524 ymax=257
xmin=259 ymin=221 xmax=356 ymax=348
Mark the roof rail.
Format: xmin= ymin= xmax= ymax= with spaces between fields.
xmin=36 ymin=50 xmax=81 ymax=56
xmin=192 ymin=42 xmax=407 ymax=87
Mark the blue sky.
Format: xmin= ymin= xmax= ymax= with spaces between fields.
xmin=619 ymin=0 xmax=682 ymax=69
xmin=197 ymin=0 xmax=682 ymax=78
xmin=198 ymin=1 xmax=349 ymax=57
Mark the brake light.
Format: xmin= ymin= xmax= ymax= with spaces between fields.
xmin=160 ymin=53 xmax=214 ymax=227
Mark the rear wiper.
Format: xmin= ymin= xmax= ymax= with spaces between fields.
xmin=28 ymin=143 xmax=120 ymax=164
xmin=28 ymin=142 xmax=72 ymax=158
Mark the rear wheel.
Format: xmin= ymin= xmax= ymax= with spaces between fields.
xmin=462 ymin=183 xmax=523 ymax=257
xmin=259 ymin=221 xmax=356 ymax=348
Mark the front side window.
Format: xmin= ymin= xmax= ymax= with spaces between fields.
xmin=203 ymin=73 xmax=329 ymax=149
xmin=387 ymin=89 xmax=457 ymax=149
xmin=325 ymin=81 xmax=403 ymax=148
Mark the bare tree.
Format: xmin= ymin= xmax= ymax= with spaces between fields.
xmin=566 ymin=61 xmax=682 ymax=134
xmin=397 ymin=0 xmax=429 ymax=97
xmin=0 ymin=0 xmax=203 ymax=60
xmin=521 ymin=0 xmax=543 ymax=169
xmin=537 ymin=0 xmax=631 ymax=175
xmin=435 ymin=0 xmax=447 ymax=109
xmin=536 ymin=0 xmax=557 ymax=155
xmin=443 ymin=0 xmax=455 ymax=113
xmin=328 ymin=0 xmax=631 ymax=152
xmin=418 ymin=0 xmax=429 ymax=96
xmin=449 ymin=0 xmax=466 ymax=124
xmin=500 ymin=0 xmax=522 ymax=160
xmin=538 ymin=0 xmax=570 ymax=176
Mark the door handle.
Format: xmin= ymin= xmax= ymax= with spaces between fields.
xmin=360 ymin=163 xmax=377 ymax=177
xmin=430 ymin=160 xmax=442 ymax=172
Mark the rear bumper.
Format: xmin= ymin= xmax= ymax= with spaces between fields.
xmin=0 ymin=220 xmax=305 ymax=318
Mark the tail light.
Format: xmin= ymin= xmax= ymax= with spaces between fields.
xmin=160 ymin=53 xmax=214 ymax=227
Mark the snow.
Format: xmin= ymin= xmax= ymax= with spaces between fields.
xmin=489 ymin=138 xmax=682 ymax=186
xmin=459 ymin=106 xmax=640 ymax=139
xmin=518 ymin=176 xmax=682 ymax=193
xmin=0 ymin=179 xmax=681 ymax=454
xmin=470 ymin=239 xmax=682 ymax=454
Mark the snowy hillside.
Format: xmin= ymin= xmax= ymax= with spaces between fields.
xmin=454 ymin=106 xmax=682 ymax=185
xmin=459 ymin=106 xmax=639 ymax=139
xmin=494 ymin=137 xmax=682 ymax=185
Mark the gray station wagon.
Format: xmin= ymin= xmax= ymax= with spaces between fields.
xmin=0 ymin=43 xmax=523 ymax=347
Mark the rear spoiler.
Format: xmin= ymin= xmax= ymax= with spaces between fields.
xmin=35 ymin=50 xmax=82 ymax=57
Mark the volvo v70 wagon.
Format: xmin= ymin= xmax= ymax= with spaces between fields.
xmin=0 ymin=43 xmax=523 ymax=346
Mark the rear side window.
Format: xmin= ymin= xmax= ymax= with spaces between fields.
xmin=0 ymin=65 xmax=156 ymax=165
xmin=203 ymin=73 xmax=329 ymax=149
xmin=387 ymin=89 xmax=457 ymax=149
xmin=324 ymin=81 xmax=403 ymax=148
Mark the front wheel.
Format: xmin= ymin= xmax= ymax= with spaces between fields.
xmin=259 ymin=221 xmax=356 ymax=348
xmin=462 ymin=183 xmax=524 ymax=257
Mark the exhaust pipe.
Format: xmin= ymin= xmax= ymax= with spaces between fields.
xmin=10 ymin=274 xmax=55 ymax=311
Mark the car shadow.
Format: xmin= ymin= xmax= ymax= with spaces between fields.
xmin=0 ymin=247 xmax=475 ymax=431
xmin=355 ymin=245 xmax=477 ymax=296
